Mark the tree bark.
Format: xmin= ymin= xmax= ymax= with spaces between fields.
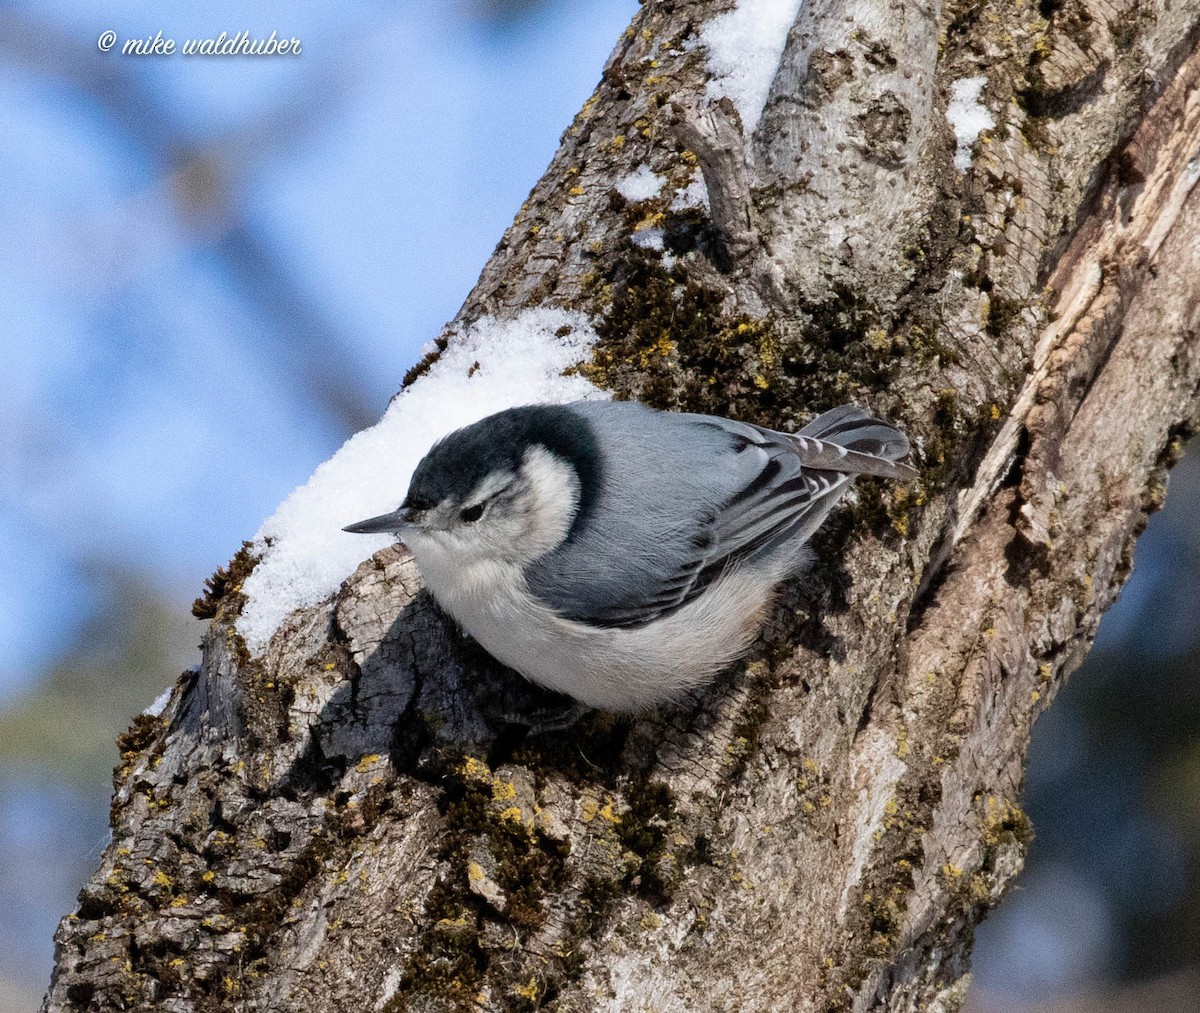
xmin=45 ymin=2 xmax=1200 ymax=1011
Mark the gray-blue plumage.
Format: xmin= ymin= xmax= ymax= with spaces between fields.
xmin=518 ymin=401 xmax=911 ymax=628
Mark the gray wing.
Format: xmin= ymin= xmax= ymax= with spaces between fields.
xmin=581 ymin=435 xmax=847 ymax=628
xmin=546 ymin=405 xmax=915 ymax=630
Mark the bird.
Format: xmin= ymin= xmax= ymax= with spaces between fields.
xmin=343 ymin=400 xmax=916 ymax=713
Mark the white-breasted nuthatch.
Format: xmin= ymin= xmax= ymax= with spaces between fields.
xmin=344 ymin=401 xmax=916 ymax=712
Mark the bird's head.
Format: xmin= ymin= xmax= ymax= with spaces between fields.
xmin=343 ymin=406 xmax=598 ymax=569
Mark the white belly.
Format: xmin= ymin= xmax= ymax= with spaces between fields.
xmin=414 ymin=548 xmax=773 ymax=712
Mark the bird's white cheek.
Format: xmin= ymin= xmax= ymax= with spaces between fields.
xmin=514 ymin=446 xmax=580 ymax=560
xmin=406 ymin=533 xmax=514 ymax=603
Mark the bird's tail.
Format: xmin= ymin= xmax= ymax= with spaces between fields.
xmin=795 ymin=404 xmax=917 ymax=479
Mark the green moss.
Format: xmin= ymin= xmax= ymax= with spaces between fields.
xmin=981 ymin=795 xmax=1034 ymax=853
xmin=814 ymin=723 xmax=968 ymax=1008
xmin=100 ymin=770 xmax=413 ymax=1010
xmin=115 ymin=713 xmax=164 ymax=766
xmin=509 ymin=711 xmax=629 ymax=788
xmin=1016 ymin=0 xmax=1103 ymax=121
xmin=386 ymin=877 xmax=487 ymax=1013
xmin=985 ymin=293 xmax=1022 ymax=338
xmin=394 ymin=733 xmax=690 ymax=1007
xmin=574 ymin=246 xmax=935 ymax=441
xmin=574 ymin=252 xmax=768 ymax=416
xmin=614 ymin=779 xmax=681 ymax=897
xmin=192 ymin=541 xmax=260 ymax=620
xmin=1019 ymin=113 xmax=1053 ymax=151
xmin=387 ymin=758 xmax=574 ymax=1011
xmin=402 ymin=334 xmax=449 ymax=388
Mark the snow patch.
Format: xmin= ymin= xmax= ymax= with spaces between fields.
xmin=700 ymin=0 xmax=804 ymax=135
xmin=947 ymin=76 xmax=994 ymax=172
xmin=615 ymin=165 xmax=664 ymax=202
xmin=143 ymin=685 xmax=174 ymax=717
xmin=632 ymin=227 xmax=665 ymax=252
xmin=670 ymin=175 xmax=710 ymax=211
xmin=238 ymin=308 xmax=607 ymax=651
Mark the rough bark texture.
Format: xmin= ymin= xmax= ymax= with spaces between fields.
xmin=45 ymin=2 xmax=1200 ymax=1011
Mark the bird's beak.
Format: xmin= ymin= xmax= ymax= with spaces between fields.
xmin=342 ymin=506 xmax=419 ymax=535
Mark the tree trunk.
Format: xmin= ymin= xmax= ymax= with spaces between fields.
xmin=45 ymin=2 xmax=1200 ymax=1011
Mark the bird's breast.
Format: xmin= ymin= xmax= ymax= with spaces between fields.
xmin=412 ymin=543 xmax=520 ymax=611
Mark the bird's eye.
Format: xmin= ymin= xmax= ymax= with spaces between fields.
xmin=459 ymin=502 xmax=485 ymax=523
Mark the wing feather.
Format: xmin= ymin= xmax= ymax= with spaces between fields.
xmin=583 ymin=430 xmax=848 ymax=628
xmin=543 ymin=404 xmax=914 ymax=630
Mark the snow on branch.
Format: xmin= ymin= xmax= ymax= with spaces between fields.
xmin=238 ymin=308 xmax=606 ymax=649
